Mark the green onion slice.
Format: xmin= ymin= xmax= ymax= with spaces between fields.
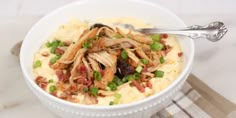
xmin=150 ymin=42 xmax=164 ymax=51
xmin=121 ymin=50 xmax=128 ymax=59
xmin=49 ymin=85 xmax=57 ymax=93
xmin=114 ymin=34 xmax=123 ymax=39
xmin=140 ymin=59 xmax=149 ymax=64
xmin=108 ymin=82 xmax=117 ymax=91
xmin=34 ymin=60 xmax=42 ymax=68
xmin=154 ymin=70 xmax=165 ymax=78
xmin=82 ymin=41 xmax=92 ymax=49
xmin=48 ymin=79 xmax=53 ymax=83
xmin=150 ymin=34 xmax=161 ymax=42
xmin=160 ymin=56 xmax=165 ymax=64
xmin=89 ymin=87 xmax=99 ymax=96
xmin=135 ymin=65 xmax=143 ymax=73
xmin=93 ymin=70 xmax=102 ymax=81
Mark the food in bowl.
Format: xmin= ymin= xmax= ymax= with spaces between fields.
xmin=32 ymin=18 xmax=183 ymax=106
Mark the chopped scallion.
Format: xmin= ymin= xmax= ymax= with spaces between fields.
xmin=114 ymin=34 xmax=122 ymax=39
xmin=133 ymin=72 xmax=140 ymax=80
xmin=109 ymin=101 xmax=114 ymax=105
xmin=127 ymin=35 xmax=132 ymax=39
xmin=108 ymin=82 xmax=117 ymax=91
xmin=122 ymin=77 xmax=129 ymax=83
xmin=150 ymin=41 xmax=163 ymax=51
xmin=50 ymin=58 xmax=57 ymax=64
xmin=46 ymin=42 xmax=52 ymax=48
xmin=82 ymin=41 xmax=92 ymax=49
xmin=121 ymin=50 xmax=128 ymax=59
xmin=154 ymin=70 xmax=164 ymax=78
xmin=59 ymin=41 xmax=65 ymax=46
xmin=113 ymin=99 xmax=119 ymax=104
xmin=135 ymin=65 xmax=143 ymax=73
xmin=89 ymin=87 xmax=99 ymax=96
xmin=126 ymin=75 xmax=135 ymax=81
xmin=140 ymin=59 xmax=149 ymax=64
xmin=114 ymin=93 xmax=121 ymax=99
xmin=50 ymin=40 xmax=61 ymax=53
xmin=113 ymin=76 xmax=123 ymax=86
xmin=83 ymin=87 xmax=88 ymax=93
xmin=105 ymin=86 xmax=111 ymax=91
xmin=34 ymin=60 xmax=42 ymax=68
xmin=49 ymin=85 xmax=57 ymax=93
xmin=160 ymin=56 xmax=165 ymax=64
xmin=50 ymin=55 xmax=61 ymax=64
xmin=93 ymin=70 xmax=102 ymax=81
xmin=48 ymin=79 xmax=53 ymax=83
xmin=56 ymin=54 xmax=61 ymax=59
xmin=150 ymin=34 xmax=161 ymax=42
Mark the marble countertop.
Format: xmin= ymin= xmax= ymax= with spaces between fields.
xmin=0 ymin=0 xmax=236 ymax=118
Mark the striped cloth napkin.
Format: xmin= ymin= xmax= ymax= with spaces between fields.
xmin=11 ymin=42 xmax=236 ymax=118
xmin=152 ymin=74 xmax=236 ymax=118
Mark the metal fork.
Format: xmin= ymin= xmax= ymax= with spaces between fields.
xmin=115 ymin=21 xmax=228 ymax=42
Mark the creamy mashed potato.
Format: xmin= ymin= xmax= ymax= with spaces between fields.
xmin=33 ymin=18 xmax=183 ymax=105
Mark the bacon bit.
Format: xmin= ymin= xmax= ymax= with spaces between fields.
xmin=65 ymin=70 xmax=71 ymax=80
xmin=63 ymin=41 xmax=71 ymax=46
xmin=132 ymin=80 xmax=145 ymax=93
xmin=116 ymin=50 xmax=121 ymax=56
xmin=35 ymin=76 xmax=45 ymax=85
xmin=159 ymin=39 xmax=166 ymax=45
xmin=80 ymin=85 xmax=88 ymax=92
xmin=161 ymin=34 xmax=168 ymax=39
xmin=40 ymin=82 xmax=48 ymax=90
xmin=64 ymin=85 xmax=78 ymax=95
xmin=56 ymin=81 xmax=65 ymax=90
xmin=74 ymin=77 xmax=87 ymax=85
xmin=55 ymin=70 xmax=68 ymax=82
xmin=146 ymin=81 xmax=152 ymax=89
xmin=69 ymin=85 xmax=78 ymax=92
xmin=48 ymin=61 xmax=53 ymax=67
xmin=67 ymin=96 xmax=80 ymax=103
xmin=50 ymin=92 xmax=57 ymax=97
xmin=55 ymin=48 xmax=65 ymax=55
xmin=100 ymin=70 xmax=105 ymax=76
xmin=59 ymin=92 xmax=68 ymax=99
xmin=86 ymin=79 xmax=92 ymax=87
xmin=98 ymin=93 xmax=106 ymax=97
xmin=35 ymin=76 xmax=48 ymax=89
xmin=140 ymin=75 xmax=149 ymax=82
xmin=41 ymin=52 xmax=49 ymax=57
xmin=142 ymin=66 xmax=148 ymax=72
xmin=164 ymin=45 xmax=173 ymax=55
xmin=178 ymin=52 xmax=183 ymax=57
xmin=76 ymin=64 xmax=87 ymax=73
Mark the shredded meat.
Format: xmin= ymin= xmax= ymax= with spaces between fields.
xmin=82 ymin=94 xmax=98 ymax=104
xmin=116 ymin=58 xmax=135 ymax=78
xmin=35 ymin=23 xmax=176 ymax=104
xmin=52 ymin=28 xmax=98 ymax=69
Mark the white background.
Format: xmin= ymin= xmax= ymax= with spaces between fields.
xmin=0 ymin=0 xmax=235 ymax=16
xmin=0 ymin=0 xmax=236 ymax=118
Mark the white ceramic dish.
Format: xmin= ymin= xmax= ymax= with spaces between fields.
xmin=20 ymin=0 xmax=194 ymax=118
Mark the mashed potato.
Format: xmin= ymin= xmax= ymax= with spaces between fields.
xmin=33 ymin=18 xmax=183 ymax=105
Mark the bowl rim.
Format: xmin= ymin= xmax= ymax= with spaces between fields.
xmin=20 ymin=0 xmax=195 ymax=110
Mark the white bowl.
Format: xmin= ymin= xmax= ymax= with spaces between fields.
xmin=20 ymin=0 xmax=194 ymax=118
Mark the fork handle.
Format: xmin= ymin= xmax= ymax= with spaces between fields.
xmin=137 ymin=22 xmax=227 ymax=42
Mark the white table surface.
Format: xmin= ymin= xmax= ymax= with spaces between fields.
xmin=0 ymin=0 xmax=236 ymax=118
